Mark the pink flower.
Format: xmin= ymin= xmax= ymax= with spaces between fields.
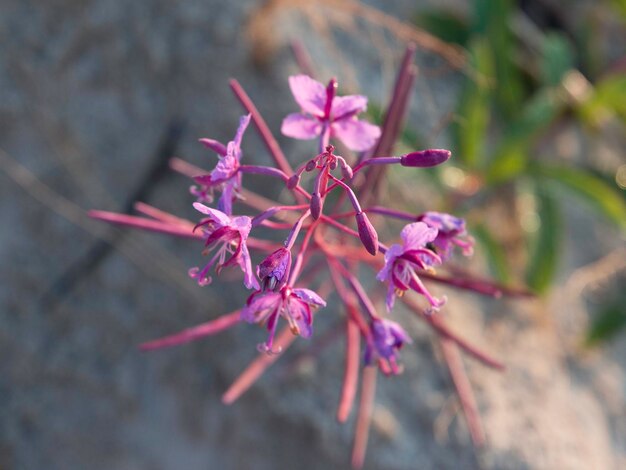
xmin=194 ymin=114 xmax=251 ymax=214
xmin=364 ymin=318 xmax=412 ymax=375
xmin=190 ymin=202 xmax=259 ymax=290
xmin=417 ymin=212 xmax=474 ymax=260
xmin=242 ymin=286 xmax=326 ymax=354
xmin=257 ymin=247 xmax=292 ymax=292
xmin=377 ymin=222 xmax=445 ymax=311
xmin=281 ymin=75 xmax=381 ymax=152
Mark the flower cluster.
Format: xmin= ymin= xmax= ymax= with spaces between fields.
xmin=90 ymin=49 xmax=527 ymax=468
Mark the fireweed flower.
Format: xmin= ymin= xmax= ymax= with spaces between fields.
xmin=281 ymin=75 xmax=381 ymax=152
xmin=364 ymin=318 xmax=412 ymax=375
xmin=91 ymin=57 xmax=522 ymax=468
xmin=417 ymin=211 xmax=475 ymax=260
xmin=257 ymin=247 xmax=292 ymax=291
xmin=189 ymin=202 xmax=259 ymax=290
xmin=242 ymin=286 xmax=326 ymax=354
xmin=193 ymin=114 xmax=251 ymax=214
xmin=377 ymin=221 xmax=445 ymax=311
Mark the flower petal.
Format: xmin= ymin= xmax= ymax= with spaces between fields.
xmin=281 ymin=113 xmax=322 ymax=140
xmin=286 ymin=298 xmax=313 ymax=338
xmin=233 ymin=114 xmax=251 ymax=149
xmin=376 ymin=244 xmax=403 ymax=282
xmin=288 ymin=75 xmax=326 ymax=116
xmin=331 ymin=95 xmax=368 ymax=120
xmin=400 ymin=222 xmax=438 ymax=250
xmin=210 ymin=154 xmax=238 ymax=183
xmin=241 ymin=291 xmax=281 ymax=323
xmin=292 ymin=288 xmax=326 ymax=307
xmin=192 ymin=203 xmax=231 ymax=226
xmin=239 ymin=241 xmax=260 ymax=290
xmin=331 ymin=118 xmax=381 ymax=152
xmin=198 ymin=138 xmax=227 ymax=156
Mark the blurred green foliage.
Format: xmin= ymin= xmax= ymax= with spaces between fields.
xmin=412 ymin=1 xmax=626 ymax=341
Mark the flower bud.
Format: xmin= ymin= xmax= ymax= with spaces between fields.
xmin=257 ymin=247 xmax=292 ymax=291
xmin=400 ymin=149 xmax=451 ymax=168
xmin=286 ymin=174 xmax=300 ymax=189
xmin=310 ymin=193 xmax=323 ymax=220
xmin=305 ymin=160 xmax=317 ymax=172
xmin=355 ymin=212 xmax=378 ymax=256
xmin=340 ymin=162 xmax=353 ymax=180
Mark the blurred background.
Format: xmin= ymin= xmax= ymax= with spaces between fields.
xmin=1 ymin=0 xmax=624 ymax=469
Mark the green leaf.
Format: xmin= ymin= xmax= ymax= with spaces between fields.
xmin=586 ymin=305 xmax=626 ymax=345
xmin=453 ymin=38 xmax=492 ymax=169
xmin=472 ymin=0 xmax=524 ymax=117
xmin=577 ymin=75 xmax=626 ymax=127
xmin=525 ymin=189 xmax=561 ymax=294
xmin=414 ymin=10 xmax=470 ymax=46
xmin=487 ymin=89 xmax=565 ymax=183
xmin=534 ymin=164 xmax=626 ymax=229
xmin=540 ymin=33 xmax=574 ymax=87
xmin=473 ymin=224 xmax=511 ymax=283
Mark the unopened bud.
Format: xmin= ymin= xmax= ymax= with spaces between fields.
xmin=310 ymin=193 xmax=323 ymax=220
xmin=355 ymin=212 xmax=378 ymax=256
xmin=305 ymin=160 xmax=317 ymax=172
xmin=257 ymin=247 xmax=292 ymax=291
xmin=340 ymin=162 xmax=353 ymax=180
xmin=400 ymin=149 xmax=451 ymax=168
xmin=286 ymin=174 xmax=300 ymax=189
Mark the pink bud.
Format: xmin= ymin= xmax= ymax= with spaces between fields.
xmin=340 ymin=162 xmax=353 ymax=180
xmin=257 ymin=247 xmax=292 ymax=291
xmin=355 ymin=212 xmax=378 ymax=256
xmin=286 ymin=174 xmax=300 ymax=189
xmin=310 ymin=193 xmax=323 ymax=220
xmin=305 ymin=160 xmax=317 ymax=172
xmin=400 ymin=149 xmax=451 ymax=168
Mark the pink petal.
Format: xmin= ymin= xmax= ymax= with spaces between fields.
xmin=242 ymin=292 xmax=281 ymax=323
xmin=233 ymin=114 xmax=251 ymax=148
xmin=331 ymin=95 xmax=368 ymax=119
xmin=400 ymin=222 xmax=437 ymax=250
xmin=376 ymin=244 xmax=402 ymax=282
xmin=198 ymin=138 xmax=227 ymax=156
xmin=331 ymin=118 xmax=381 ymax=152
xmin=281 ymin=113 xmax=322 ymax=140
xmin=292 ymin=288 xmax=326 ymax=307
xmin=239 ymin=241 xmax=260 ymax=290
xmin=286 ymin=298 xmax=313 ymax=338
xmin=210 ymin=154 xmax=238 ymax=182
xmin=288 ymin=75 xmax=326 ymax=116
xmin=192 ymin=203 xmax=231 ymax=226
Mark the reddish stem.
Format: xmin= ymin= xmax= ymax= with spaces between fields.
xmin=222 ymin=326 xmax=296 ymax=405
xmin=229 ymin=79 xmax=294 ymax=178
xmin=439 ymin=337 xmax=486 ymax=447
xmin=337 ymin=318 xmax=361 ymax=423
xmin=139 ymin=310 xmax=241 ymax=351
xmin=351 ymin=366 xmax=377 ymax=469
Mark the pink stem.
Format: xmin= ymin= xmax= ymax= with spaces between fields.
xmin=401 ymin=296 xmax=505 ymax=370
xmin=290 ymin=40 xmax=315 ymax=78
xmin=239 ymin=164 xmax=289 ymax=182
xmin=222 ymin=326 xmax=296 ymax=404
xmin=139 ymin=310 xmax=241 ymax=350
xmin=351 ymin=366 xmax=377 ymax=469
xmin=337 ymin=318 xmax=361 ymax=423
xmin=288 ymin=218 xmax=320 ymax=285
xmin=229 ymin=79 xmax=294 ymax=178
xmin=134 ymin=202 xmax=195 ymax=226
xmin=88 ymin=210 xmax=200 ymax=239
xmin=439 ymin=337 xmax=486 ymax=447
xmin=169 ymin=157 xmax=206 ymax=178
